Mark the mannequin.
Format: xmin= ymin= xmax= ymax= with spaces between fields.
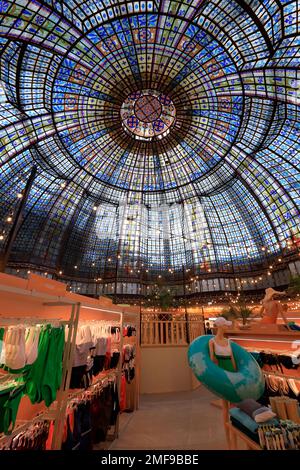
xmin=259 ymin=288 xmax=290 ymax=329
xmin=209 ymin=317 xmax=237 ymax=371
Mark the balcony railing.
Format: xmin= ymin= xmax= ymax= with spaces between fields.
xmin=141 ymin=314 xmax=204 ymax=346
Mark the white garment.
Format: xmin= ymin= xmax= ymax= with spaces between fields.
xmin=25 ymin=326 xmax=40 ymax=365
xmin=73 ymin=325 xmax=93 ymax=367
xmin=1 ymin=326 xmax=26 ymax=370
xmin=213 ymin=338 xmax=232 ymax=356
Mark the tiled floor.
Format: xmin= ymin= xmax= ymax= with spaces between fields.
xmin=109 ymin=386 xmax=238 ymax=450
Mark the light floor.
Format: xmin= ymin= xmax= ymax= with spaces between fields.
xmin=109 ymin=386 xmax=244 ymax=450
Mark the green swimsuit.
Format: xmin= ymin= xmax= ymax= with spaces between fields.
xmin=26 ymin=325 xmax=65 ymax=406
xmin=0 ymin=385 xmax=25 ymax=434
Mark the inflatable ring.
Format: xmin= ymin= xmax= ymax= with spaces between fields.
xmin=188 ymin=335 xmax=265 ymax=403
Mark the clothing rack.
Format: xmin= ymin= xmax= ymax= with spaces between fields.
xmin=122 ymin=312 xmax=140 ymax=411
xmin=0 ymin=409 xmax=53 ymax=447
xmin=66 ymin=371 xmax=118 ymax=402
xmin=0 ymin=275 xmax=140 ymax=450
xmin=50 ymin=309 xmax=124 ymax=448
xmin=0 ymin=282 xmax=81 ymax=450
xmin=263 ymin=370 xmax=300 ymax=382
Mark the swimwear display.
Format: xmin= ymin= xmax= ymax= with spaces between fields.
xmin=0 ymin=324 xmax=65 ymax=435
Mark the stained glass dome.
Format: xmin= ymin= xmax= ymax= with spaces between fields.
xmin=0 ymin=0 xmax=299 ymax=298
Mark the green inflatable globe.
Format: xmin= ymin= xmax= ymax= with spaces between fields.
xmin=188 ymin=335 xmax=265 ymax=403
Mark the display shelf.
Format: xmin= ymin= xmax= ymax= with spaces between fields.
xmin=263 ymin=370 xmax=300 ymax=381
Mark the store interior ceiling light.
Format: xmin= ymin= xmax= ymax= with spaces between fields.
xmin=0 ymin=0 xmax=299 ymax=287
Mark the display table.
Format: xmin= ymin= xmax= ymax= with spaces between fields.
xmin=228 ymin=422 xmax=261 ymax=450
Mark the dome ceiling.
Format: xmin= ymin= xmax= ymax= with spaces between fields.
xmin=0 ymin=0 xmax=299 ymax=289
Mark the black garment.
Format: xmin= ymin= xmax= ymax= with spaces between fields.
xmin=70 ymin=365 xmax=86 ymax=389
xmin=110 ymin=352 xmax=120 ymax=369
xmin=110 ymin=382 xmax=120 ymax=426
xmin=93 ymin=355 xmax=106 ymax=375
xmin=279 ymin=354 xmax=298 ymax=370
xmin=62 ymin=403 xmax=92 ymax=450
xmin=91 ymin=385 xmax=113 ymax=444
xmin=129 ymin=367 xmax=135 ymax=382
xmin=77 ymin=402 xmax=92 ymax=450
xmin=61 ymin=414 xmax=79 ymax=451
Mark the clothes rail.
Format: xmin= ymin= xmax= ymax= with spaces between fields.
xmin=66 ymin=372 xmax=117 ymax=402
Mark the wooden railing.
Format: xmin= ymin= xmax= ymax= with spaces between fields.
xmin=141 ymin=318 xmax=204 ymax=346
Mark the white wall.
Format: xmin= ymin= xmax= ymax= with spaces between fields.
xmin=140 ymin=346 xmax=197 ymax=394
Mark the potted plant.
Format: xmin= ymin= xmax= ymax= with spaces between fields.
xmin=237 ymin=305 xmax=254 ymax=329
xmin=287 ymin=275 xmax=300 ymax=298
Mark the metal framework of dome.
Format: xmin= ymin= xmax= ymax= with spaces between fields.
xmin=0 ymin=0 xmax=299 ymax=299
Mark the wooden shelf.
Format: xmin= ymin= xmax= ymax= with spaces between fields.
xmin=227 ymin=423 xmax=261 ymax=450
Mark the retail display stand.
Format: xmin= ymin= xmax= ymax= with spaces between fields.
xmin=0 ymin=272 xmax=140 ymax=450
xmin=123 ymin=310 xmax=141 ymax=412
xmin=221 ymin=328 xmax=300 ymax=450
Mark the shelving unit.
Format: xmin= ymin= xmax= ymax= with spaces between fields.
xmin=222 ymin=328 xmax=300 ymax=450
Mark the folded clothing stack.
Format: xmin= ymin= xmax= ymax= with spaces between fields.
xmin=229 ymin=398 xmax=279 ymax=443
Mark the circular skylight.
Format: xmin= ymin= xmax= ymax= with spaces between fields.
xmin=121 ymin=90 xmax=176 ymax=140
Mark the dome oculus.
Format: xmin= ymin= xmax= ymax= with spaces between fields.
xmin=120 ymin=90 xmax=176 ymax=140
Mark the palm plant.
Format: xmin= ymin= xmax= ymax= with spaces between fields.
xmin=159 ymin=288 xmax=173 ymax=310
xmin=221 ymin=299 xmax=255 ymax=326
xmin=220 ymin=305 xmax=239 ymax=321
xmin=237 ymin=305 xmax=254 ymax=326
